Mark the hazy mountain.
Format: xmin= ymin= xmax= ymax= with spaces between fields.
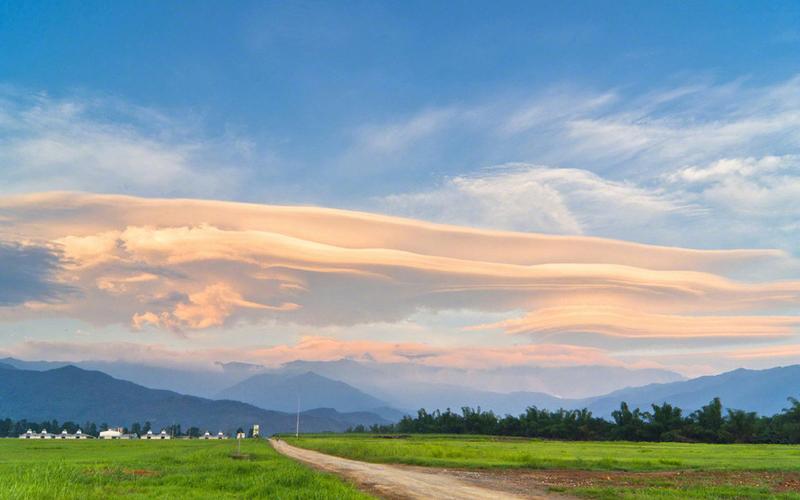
xmin=1 ymin=356 xmax=684 ymax=416
xmin=0 ymin=364 xmax=387 ymax=433
xmin=583 ymin=365 xmax=800 ymax=417
xmin=0 ymin=357 xmax=253 ymax=398
xmin=278 ymin=359 xmax=683 ymax=399
xmin=0 ymin=362 xmax=16 ymax=370
xmin=217 ymin=371 xmax=388 ymax=413
xmin=303 ymin=408 xmax=395 ymax=428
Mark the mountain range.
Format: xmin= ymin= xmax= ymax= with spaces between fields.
xmin=2 ymin=356 xmax=798 ymax=421
xmin=216 ymin=371 xmax=400 ymax=420
xmin=580 ymin=365 xmax=800 ymax=417
xmin=0 ymin=363 xmax=389 ymax=434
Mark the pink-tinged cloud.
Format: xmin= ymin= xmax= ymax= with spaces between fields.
xmin=473 ymin=306 xmax=800 ymax=339
xmin=0 ymin=192 xmax=797 ymax=346
xmin=0 ymin=336 xmax=619 ymax=370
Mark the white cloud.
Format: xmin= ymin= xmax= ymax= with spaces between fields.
xmin=0 ymin=90 xmax=249 ymax=198
xmin=355 ymin=108 xmax=458 ymax=154
xmin=380 ymin=164 xmax=697 ymax=237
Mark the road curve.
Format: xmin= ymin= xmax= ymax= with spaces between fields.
xmin=270 ymin=438 xmax=556 ymax=500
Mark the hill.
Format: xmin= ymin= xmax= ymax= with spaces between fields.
xmin=216 ymin=371 xmax=388 ymax=413
xmin=584 ymin=365 xmax=800 ymax=416
xmin=0 ymin=364 xmax=387 ymax=433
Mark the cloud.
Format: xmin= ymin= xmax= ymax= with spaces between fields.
xmin=354 ymin=108 xmax=459 ymax=155
xmin=473 ymin=306 xmax=800 ymax=340
xmin=0 ymin=242 xmax=71 ymax=306
xmin=359 ymin=76 xmax=800 ymax=252
xmin=381 ymin=164 xmax=695 ymax=235
xmin=0 ymin=193 xmax=797 ymax=356
xmin=0 ymin=336 xmax=620 ymax=371
xmin=132 ymin=282 xmax=299 ymax=331
xmin=0 ymin=90 xmax=249 ymax=198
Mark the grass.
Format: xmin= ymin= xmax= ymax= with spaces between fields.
xmin=283 ymin=434 xmax=800 ymax=472
xmin=0 ymin=438 xmax=372 ymax=499
xmin=283 ymin=434 xmax=800 ymax=499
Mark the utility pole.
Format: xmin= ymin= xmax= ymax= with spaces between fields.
xmin=295 ymin=394 xmax=300 ymax=438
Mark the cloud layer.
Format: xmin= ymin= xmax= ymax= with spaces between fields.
xmin=0 ymin=193 xmax=797 ymax=358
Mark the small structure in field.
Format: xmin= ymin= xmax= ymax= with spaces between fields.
xmin=252 ymin=424 xmax=260 ymax=438
xmin=20 ymin=428 xmax=93 ymax=439
xmin=200 ymin=431 xmax=228 ymax=439
xmin=19 ymin=429 xmax=55 ymax=439
xmin=143 ymin=430 xmax=171 ymax=440
xmin=236 ymin=431 xmax=246 ymax=439
xmin=73 ymin=429 xmax=93 ymax=439
xmin=99 ymin=427 xmax=138 ymax=439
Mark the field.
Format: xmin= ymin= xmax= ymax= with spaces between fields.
xmin=0 ymin=439 xmax=371 ymax=499
xmin=284 ymin=434 xmax=800 ymax=499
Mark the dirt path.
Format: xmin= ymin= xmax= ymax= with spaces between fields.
xmin=269 ymin=438 xmax=561 ymax=500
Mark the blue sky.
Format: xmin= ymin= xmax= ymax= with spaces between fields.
xmin=1 ymin=1 xmax=799 ymax=376
xmin=3 ymin=0 xmax=800 ymax=206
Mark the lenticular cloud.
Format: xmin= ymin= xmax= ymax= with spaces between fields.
xmin=0 ymin=192 xmax=797 ymax=346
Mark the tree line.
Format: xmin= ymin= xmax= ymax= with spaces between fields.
xmin=0 ymin=419 xmax=246 ymax=438
xmin=348 ymin=397 xmax=800 ymax=444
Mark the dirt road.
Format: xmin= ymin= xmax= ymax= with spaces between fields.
xmin=269 ymin=438 xmax=560 ymax=500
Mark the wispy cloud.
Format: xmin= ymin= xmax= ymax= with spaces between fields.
xmin=0 ymin=336 xmax=621 ymax=371
xmin=0 ymin=90 xmax=250 ymax=198
xmin=358 ymin=76 xmax=800 ymax=251
xmin=381 ymin=164 xmax=695 ymax=235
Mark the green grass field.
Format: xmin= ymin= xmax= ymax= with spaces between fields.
xmin=284 ymin=434 xmax=800 ymax=499
xmin=0 ymin=439 xmax=371 ymax=499
xmin=283 ymin=434 xmax=800 ymax=471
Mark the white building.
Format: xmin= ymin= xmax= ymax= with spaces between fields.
xmin=99 ymin=427 xmax=138 ymax=439
xmin=199 ymin=431 xmax=228 ymax=440
xmin=58 ymin=429 xmax=93 ymax=439
xmin=73 ymin=429 xmax=93 ymax=439
xmin=144 ymin=430 xmax=171 ymax=440
xmin=19 ymin=429 xmax=55 ymax=439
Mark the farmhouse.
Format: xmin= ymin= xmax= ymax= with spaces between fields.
xmin=58 ymin=429 xmax=93 ymax=439
xmin=72 ymin=429 xmax=93 ymax=439
xmin=199 ymin=431 xmax=228 ymax=439
xmin=99 ymin=427 xmax=138 ymax=439
xmin=143 ymin=430 xmax=171 ymax=440
xmin=19 ymin=429 xmax=56 ymax=439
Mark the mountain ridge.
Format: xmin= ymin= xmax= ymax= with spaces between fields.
xmin=0 ymin=364 xmax=389 ymax=433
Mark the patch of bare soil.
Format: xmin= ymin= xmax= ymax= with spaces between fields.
xmin=90 ymin=467 xmax=160 ymax=478
xmin=123 ymin=468 xmax=159 ymax=477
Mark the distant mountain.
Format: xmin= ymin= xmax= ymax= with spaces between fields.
xmin=277 ymin=359 xmax=683 ymax=400
xmin=0 ymin=364 xmax=388 ymax=433
xmin=584 ymin=365 xmax=800 ymax=417
xmin=0 ymin=362 xmax=16 ymax=370
xmin=303 ymin=408 xmax=393 ymax=428
xmin=217 ymin=371 xmax=389 ymax=413
xmin=0 ymin=357 xmax=684 ymax=416
xmin=0 ymin=357 xmax=251 ymax=398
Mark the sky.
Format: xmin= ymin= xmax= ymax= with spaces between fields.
xmin=1 ymin=0 xmax=799 ymax=378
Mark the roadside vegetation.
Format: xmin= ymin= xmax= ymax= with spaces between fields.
xmin=0 ymin=439 xmax=371 ymax=499
xmin=347 ymin=397 xmax=800 ymax=444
